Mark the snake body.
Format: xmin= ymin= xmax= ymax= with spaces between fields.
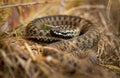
xmin=25 ymin=15 xmax=100 ymax=57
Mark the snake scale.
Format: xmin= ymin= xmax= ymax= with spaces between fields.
xmin=25 ymin=15 xmax=100 ymax=57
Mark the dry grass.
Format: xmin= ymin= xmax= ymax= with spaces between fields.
xmin=0 ymin=0 xmax=120 ymax=78
xmin=0 ymin=37 xmax=117 ymax=78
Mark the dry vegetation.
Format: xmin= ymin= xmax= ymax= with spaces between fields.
xmin=0 ymin=0 xmax=120 ymax=78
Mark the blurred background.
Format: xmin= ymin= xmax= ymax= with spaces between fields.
xmin=0 ymin=0 xmax=120 ymax=37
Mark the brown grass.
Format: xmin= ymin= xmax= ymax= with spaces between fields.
xmin=0 ymin=0 xmax=120 ymax=78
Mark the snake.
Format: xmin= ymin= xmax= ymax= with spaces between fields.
xmin=25 ymin=15 xmax=100 ymax=57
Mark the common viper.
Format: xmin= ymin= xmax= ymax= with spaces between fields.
xmin=25 ymin=15 xmax=100 ymax=57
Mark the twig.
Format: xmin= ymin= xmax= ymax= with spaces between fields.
xmin=0 ymin=49 xmax=13 ymax=66
xmin=24 ymin=43 xmax=36 ymax=61
xmin=99 ymin=12 xmax=109 ymax=32
xmin=0 ymin=0 xmax=60 ymax=9
xmin=63 ymin=5 xmax=105 ymax=14
xmin=106 ymin=0 xmax=111 ymax=21
xmin=75 ymin=5 xmax=105 ymax=9
xmin=100 ymin=64 xmax=120 ymax=72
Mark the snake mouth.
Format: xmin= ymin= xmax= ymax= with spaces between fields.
xmin=50 ymin=28 xmax=80 ymax=39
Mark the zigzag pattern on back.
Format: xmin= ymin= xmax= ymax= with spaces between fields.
xmin=25 ymin=15 xmax=100 ymax=57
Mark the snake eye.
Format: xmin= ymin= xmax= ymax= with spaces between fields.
xmin=39 ymin=32 xmax=43 ymax=36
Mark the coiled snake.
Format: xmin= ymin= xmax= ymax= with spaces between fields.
xmin=25 ymin=15 xmax=100 ymax=57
